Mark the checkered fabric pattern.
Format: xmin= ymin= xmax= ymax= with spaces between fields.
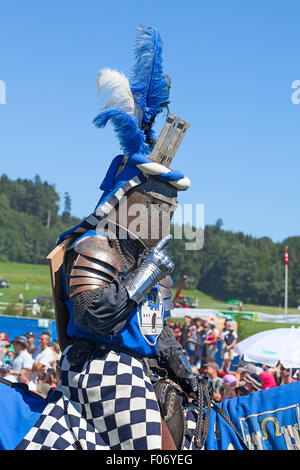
xmin=182 ymin=404 xmax=200 ymax=450
xmin=16 ymin=346 xmax=162 ymax=450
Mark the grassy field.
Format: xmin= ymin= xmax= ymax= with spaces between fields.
xmin=0 ymin=262 xmax=299 ymax=337
xmin=0 ymin=262 xmax=52 ymax=304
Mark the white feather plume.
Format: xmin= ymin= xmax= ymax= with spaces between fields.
xmin=97 ymin=68 xmax=142 ymax=125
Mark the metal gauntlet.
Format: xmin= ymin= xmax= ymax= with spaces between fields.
xmin=167 ymin=353 xmax=199 ymax=394
xmin=122 ymin=235 xmax=174 ymax=304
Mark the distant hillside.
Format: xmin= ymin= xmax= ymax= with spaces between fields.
xmin=168 ymin=221 xmax=300 ymax=308
xmin=1 ymin=175 xmax=300 ymax=307
xmin=0 ymin=174 xmax=81 ymax=264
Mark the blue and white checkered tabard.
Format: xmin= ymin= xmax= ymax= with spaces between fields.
xmin=15 ymin=346 xmax=200 ymax=450
xmin=16 ymin=347 xmax=162 ymax=450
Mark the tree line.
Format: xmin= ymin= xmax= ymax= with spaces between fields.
xmin=0 ymin=174 xmax=81 ymax=264
xmin=168 ymin=220 xmax=300 ymax=308
xmin=0 ymin=175 xmax=299 ymax=307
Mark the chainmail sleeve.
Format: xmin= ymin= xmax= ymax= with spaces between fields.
xmin=64 ymin=247 xmax=135 ymax=337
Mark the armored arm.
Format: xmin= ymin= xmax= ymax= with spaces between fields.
xmin=65 ymin=233 xmax=134 ymax=336
xmin=65 ymin=233 xmax=175 ymax=337
xmin=122 ymin=235 xmax=174 ymax=304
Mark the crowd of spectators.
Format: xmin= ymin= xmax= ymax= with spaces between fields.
xmin=0 ymin=330 xmax=61 ymax=398
xmin=1 ymin=319 xmax=299 ymax=404
xmin=167 ymin=315 xmax=300 ymax=403
xmin=167 ymin=314 xmax=237 ymax=370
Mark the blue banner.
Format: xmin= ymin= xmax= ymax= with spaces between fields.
xmin=206 ymin=381 xmax=300 ymax=450
xmin=1 ymin=378 xmax=300 ymax=450
xmin=0 ymin=381 xmax=46 ymax=450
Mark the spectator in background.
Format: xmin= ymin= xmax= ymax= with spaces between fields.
xmin=201 ymin=320 xmax=210 ymax=365
xmin=0 ymin=332 xmax=8 ymax=341
xmin=173 ymin=321 xmax=182 ymax=343
xmin=279 ymin=365 xmax=292 ymax=385
xmin=11 ymin=336 xmax=33 ymax=374
xmin=221 ymin=374 xmax=237 ymax=399
xmin=220 ymin=322 xmax=238 ymax=373
xmin=48 ymin=340 xmax=61 ymax=370
xmin=36 ymin=371 xmax=53 ymax=398
xmin=25 ymin=332 xmax=39 ymax=356
xmin=203 ymin=321 xmax=218 ymax=362
xmin=260 ymin=368 xmax=277 ymax=390
xmin=47 ymin=368 xmax=58 ymax=388
xmin=0 ymin=339 xmax=11 ymax=368
xmin=0 ymin=364 xmax=18 ymax=383
xmin=18 ymin=368 xmax=36 ymax=392
xmin=32 ymin=332 xmax=54 ymax=384
xmin=37 ymin=371 xmax=52 ymax=386
xmin=193 ymin=319 xmax=203 ymax=369
xmin=243 ymin=373 xmax=263 ymax=394
xmin=203 ymin=362 xmax=223 ymax=402
xmin=180 ymin=315 xmax=192 ymax=349
xmin=269 ymin=363 xmax=282 ymax=386
xmin=185 ymin=325 xmax=198 ymax=365
xmin=234 ymin=360 xmax=257 ymax=389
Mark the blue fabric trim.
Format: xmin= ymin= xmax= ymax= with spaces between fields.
xmin=99 ymin=154 xmax=124 ymax=192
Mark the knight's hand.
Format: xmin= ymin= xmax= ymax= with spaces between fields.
xmin=122 ymin=235 xmax=174 ymax=304
xmin=181 ymin=375 xmax=214 ymax=406
xmin=144 ymin=235 xmax=174 ymax=275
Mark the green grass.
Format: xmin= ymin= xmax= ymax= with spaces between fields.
xmin=0 ymin=262 xmax=52 ymax=304
xmin=180 ymin=288 xmax=300 ymax=316
xmin=0 ymin=261 xmax=299 ymax=331
xmin=236 ymin=318 xmax=296 ymax=341
xmin=176 ymin=287 xmax=300 ymax=338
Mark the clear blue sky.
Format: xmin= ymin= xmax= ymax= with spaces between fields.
xmin=0 ymin=0 xmax=299 ymax=242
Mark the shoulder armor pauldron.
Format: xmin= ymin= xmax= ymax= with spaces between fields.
xmin=69 ymin=234 xmax=125 ymax=297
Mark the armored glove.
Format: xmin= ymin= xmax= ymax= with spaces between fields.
xmin=167 ymin=353 xmax=214 ymax=402
xmin=122 ymin=234 xmax=174 ymax=304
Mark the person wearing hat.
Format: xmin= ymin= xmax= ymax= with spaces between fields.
xmin=25 ymin=332 xmax=38 ymax=356
xmin=221 ymin=374 xmax=237 ymax=399
xmin=10 ymin=336 xmax=33 ymax=375
xmin=243 ymin=373 xmax=263 ymax=393
xmin=0 ymin=364 xmax=18 ymax=383
xmin=234 ymin=360 xmax=257 ymax=388
xmin=203 ymin=362 xmax=223 ymax=392
xmin=220 ymin=321 xmax=238 ymax=373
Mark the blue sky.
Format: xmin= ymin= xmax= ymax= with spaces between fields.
xmin=0 ymin=0 xmax=299 ymax=242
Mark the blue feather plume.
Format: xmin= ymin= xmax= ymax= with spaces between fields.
xmin=93 ymin=109 xmax=150 ymax=157
xmin=130 ymin=25 xmax=170 ymax=129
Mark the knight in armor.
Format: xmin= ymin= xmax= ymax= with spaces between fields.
xmin=16 ymin=25 xmax=212 ymax=451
